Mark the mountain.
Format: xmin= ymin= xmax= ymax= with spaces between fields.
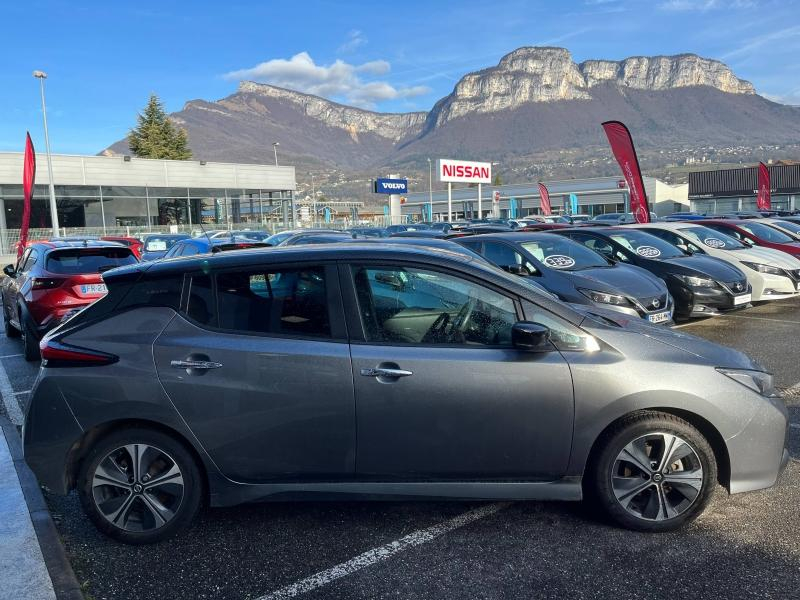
xmin=104 ymin=47 xmax=800 ymax=183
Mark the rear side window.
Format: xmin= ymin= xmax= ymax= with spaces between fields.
xmin=216 ymin=267 xmax=330 ymax=337
xmin=186 ymin=275 xmax=215 ymax=326
xmin=116 ymin=274 xmax=183 ymax=311
xmin=46 ymin=249 xmax=137 ymax=274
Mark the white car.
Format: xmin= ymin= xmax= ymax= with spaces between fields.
xmin=756 ymin=218 xmax=800 ymax=240
xmin=628 ymin=222 xmax=800 ymax=301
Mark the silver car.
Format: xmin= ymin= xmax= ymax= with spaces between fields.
xmin=23 ymin=244 xmax=788 ymax=543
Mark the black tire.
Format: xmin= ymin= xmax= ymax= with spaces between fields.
xmin=78 ymin=427 xmax=203 ymax=544
xmin=586 ymin=411 xmax=717 ymax=532
xmin=3 ymin=303 xmax=20 ymax=338
xmin=19 ymin=310 xmax=40 ymax=361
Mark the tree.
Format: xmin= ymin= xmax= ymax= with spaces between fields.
xmin=128 ymin=94 xmax=192 ymax=160
xmin=493 ymin=173 xmax=503 ymax=186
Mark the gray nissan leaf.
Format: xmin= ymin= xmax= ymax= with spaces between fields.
xmin=457 ymin=233 xmax=675 ymax=324
xmin=22 ymin=244 xmax=788 ymax=544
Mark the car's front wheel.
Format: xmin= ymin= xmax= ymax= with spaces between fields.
xmin=3 ymin=301 xmax=20 ymax=338
xmin=78 ymin=427 xmax=202 ymax=544
xmin=587 ymin=411 xmax=717 ymax=532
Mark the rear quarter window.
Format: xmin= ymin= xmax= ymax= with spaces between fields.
xmin=46 ymin=249 xmax=137 ymax=274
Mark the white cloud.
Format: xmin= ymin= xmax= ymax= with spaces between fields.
xmin=720 ymin=25 xmax=800 ymax=60
xmin=224 ymin=52 xmax=430 ymax=109
xmin=338 ymin=30 xmax=367 ymax=54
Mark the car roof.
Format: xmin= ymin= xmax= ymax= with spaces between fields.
xmin=455 ymin=231 xmax=566 ymax=242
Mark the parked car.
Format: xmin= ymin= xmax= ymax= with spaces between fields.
xmin=25 ymin=244 xmax=788 ymax=543
xmin=161 ymin=236 xmax=269 ymax=258
xmin=427 ymin=222 xmax=453 ymax=233
xmin=457 ymin=232 xmax=673 ymax=324
xmin=628 ymin=223 xmax=800 ymax=301
xmin=590 ymin=212 xmax=658 ymax=225
xmin=209 ymin=230 xmax=271 ymax=242
xmin=518 ymin=223 xmax=571 ymax=232
xmin=100 ymin=236 xmax=144 ymax=260
xmin=348 ymin=227 xmax=389 ymax=238
xmin=694 ymin=219 xmax=800 ymax=258
xmin=385 ymin=224 xmax=431 ymax=234
xmin=757 ymin=218 xmax=800 ymax=240
xmin=278 ymin=231 xmax=355 ymax=246
xmin=140 ymin=234 xmax=191 ymax=261
xmin=1 ymin=240 xmax=137 ymax=360
xmin=557 ymin=227 xmax=752 ymax=320
xmin=264 ymin=229 xmax=304 ymax=246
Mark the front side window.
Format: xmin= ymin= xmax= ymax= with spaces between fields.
xmin=216 ymin=267 xmax=330 ymax=337
xmin=521 ymin=237 xmax=609 ymax=270
xmin=736 ymin=222 xmax=794 ymax=243
xmin=607 ymin=230 xmax=684 ymax=259
xmin=680 ymin=226 xmax=746 ymax=250
xmin=352 ymin=266 xmax=517 ymax=346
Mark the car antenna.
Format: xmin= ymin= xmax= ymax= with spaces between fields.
xmin=196 ymin=216 xmax=213 ymax=247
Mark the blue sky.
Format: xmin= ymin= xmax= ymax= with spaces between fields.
xmin=1 ymin=0 xmax=799 ymax=154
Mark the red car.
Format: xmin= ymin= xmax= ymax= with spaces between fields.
xmin=1 ymin=240 xmax=138 ymax=360
xmin=100 ymin=235 xmax=144 ymax=259
xmin=695 ymin=219 xmax=800 ymax=258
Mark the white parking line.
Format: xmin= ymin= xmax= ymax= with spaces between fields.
xmin=13 ymin=390 xmax=31 ymax=396
xmin=723 ymin=314 xmax=800 ymax=325
xmin=256 ymin=502 xmax=510 ymax=600
xmin=0 ymin=357 xmax=23 ymax=425
xmin=0 ymin=353 xmax=23 ymax=359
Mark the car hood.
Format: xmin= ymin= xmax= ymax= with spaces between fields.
xmin=724 ymin=245 xmax=800 ymax=268
xmin=661 ymin=255 xmax=745 ymax=281
xmin=565 ymin=264 xmax=665 ymax=298
xmin=579 ymin=309 xmax=761 ymax=369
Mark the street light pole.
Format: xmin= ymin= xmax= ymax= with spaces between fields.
xmin=33 ymin=70 xmax=59 ymax=237
xmin=427 ymin=158 xmax=433 ymax=222
xmin=272 ymin=142 xmax=279 ymax=166
xmin=311 ymin=174 xmax=316 ymax=228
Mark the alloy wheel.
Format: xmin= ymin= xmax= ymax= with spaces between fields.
xmin=611 ymin=432 xmax=704 ymax=521
xmin=91 ymin=444 xmax=185 ymax=532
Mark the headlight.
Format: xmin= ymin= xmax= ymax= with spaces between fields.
xmin=675 ymin=274 xmax=717 ymax=288
xmin=740 ymin=261 xmax=784 ymax=276
xmin=716 ymin=368 xmax=778 ymax=397
xmin=578 ymin=288 xmax=632 ymax=306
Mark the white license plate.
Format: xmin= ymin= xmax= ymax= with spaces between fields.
xmin=648 ymin=311 xmax=671 ymax=324
xmin=80 ymin=283 xmax=107 ymax=295
xmin=733 ymin=293 xmax=752 ymax=306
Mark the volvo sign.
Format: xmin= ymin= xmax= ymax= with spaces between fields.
xmin=374 ymin=178 xmax=408 ymax=194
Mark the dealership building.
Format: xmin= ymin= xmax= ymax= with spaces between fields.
xmin=400 ymin=175 xmax=689 ymax=221
xmin=0 ymin=152 xmax=297 ymax=252
xmin=688 ymin=163 xmax=800 ymax=213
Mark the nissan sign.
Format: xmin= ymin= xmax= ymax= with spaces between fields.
xmin=374 ymin=178 xmax=408 ymax=194
xmin=438 ymin=159 xmax=492 ymax=184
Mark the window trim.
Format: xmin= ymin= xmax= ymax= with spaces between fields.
xmin=178 ymin=262 xmax=347 ymax=342
xmin=340 ymin=260 xmax=524 ymax=348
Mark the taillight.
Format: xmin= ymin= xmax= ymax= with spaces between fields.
xmin=39 ymin=339 xmax=118 ymax=367
xmin=31 ymin=277 xmax=65 ymax=290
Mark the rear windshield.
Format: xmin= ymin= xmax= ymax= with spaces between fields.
xmin=46 ymin=248 xmax=137 ymax=274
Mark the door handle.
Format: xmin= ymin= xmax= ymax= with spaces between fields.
xmin=360 ymin=367 xmax=413 ymax=378
xmin=170 ymin=359 xmax=223 ymax=370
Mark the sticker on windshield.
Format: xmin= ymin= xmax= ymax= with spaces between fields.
xmin=703 ymin=238 xmax=726 ymax=249
xmin=635 ymin=246 xmax=661 ymax=258
xmin=543 ymin=255 xmax=576 ymax=269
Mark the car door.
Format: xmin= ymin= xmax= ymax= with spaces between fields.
xmin=343 ymin=262 xmax=574 ymax=480
xmin=3 ymin=248 xmax=30 ymax=315
xmin=153 ymin=263 xmax=356 ymax=482
xmin=9 ymin=248 xmax=38 ymax=317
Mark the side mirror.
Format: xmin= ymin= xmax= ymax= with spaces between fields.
xmin=677 ymin=244 xmax=692 ymax=255
xmin=512 ymin=321 xmax=552 ymax=352
xmin=3 ymin=264 xmax=15 ymax=278
xmin=501 ymin=264 xmax=529 ymax=276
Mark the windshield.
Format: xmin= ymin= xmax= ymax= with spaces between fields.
xmin=47 ymin=249 xmax=137 ymax=274
xmin=144 ymin=237 xmax=186 ymax=252
xmin=773 ymin=220 xmax=800 ymax=237
xmin=737 ymin=221 xmax=795 ymax=243
xmin=608 ymin=230 xmax=684 ymax=259
xmin=680 ymin=226 xmax=747 ymax=250
xmin=521 ymin=237 xmax=609 ymax=271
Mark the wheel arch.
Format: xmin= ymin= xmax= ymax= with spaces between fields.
xmin=65 ymin=418 xmax=211 ymax=500
xmin=584 ymin=408 xmax=731 ymax=491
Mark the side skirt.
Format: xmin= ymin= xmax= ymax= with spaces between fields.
xmin=209 ymin=477 xmax=584 ymax=507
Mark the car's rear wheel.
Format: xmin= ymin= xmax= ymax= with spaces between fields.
xmin=587 ymin=411 xmax=716 ymax=532
xmin=19 ymin=310 xmax=39 ymax=361
xmin=78 ymin=427 xmax=202 ymax=544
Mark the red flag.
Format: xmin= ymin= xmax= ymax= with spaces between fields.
xmin=601 ymin=121 xmax=651 ymax=224
xmin=537 ymin=182 xmax=552 ymax=216
xmin=756 ymin=162 xmax=771 ymax=211
xmin=19 ymin=133 xmax=36 ymax=261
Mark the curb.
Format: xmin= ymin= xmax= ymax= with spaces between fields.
xmin=1 ymin=418 xmax=84 ymax=600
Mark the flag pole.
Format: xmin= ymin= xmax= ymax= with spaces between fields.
xmin=34 ymin=71 xmax=60 ymax=237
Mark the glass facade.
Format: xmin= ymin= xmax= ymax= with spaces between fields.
xmin=691 ymin=194 xmax=797 ymax=214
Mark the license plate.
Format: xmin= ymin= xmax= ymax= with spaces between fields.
xmin=648 ymin=310 xmax=671 ymax=324
xmin=80 ymin=283 xmax=107 ymax=295
xmin=733 ymin=293 xmax=752 ymax=306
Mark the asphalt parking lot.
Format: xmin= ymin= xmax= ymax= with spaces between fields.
xmin=1 ymin=298 xmax=798 ymax=600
